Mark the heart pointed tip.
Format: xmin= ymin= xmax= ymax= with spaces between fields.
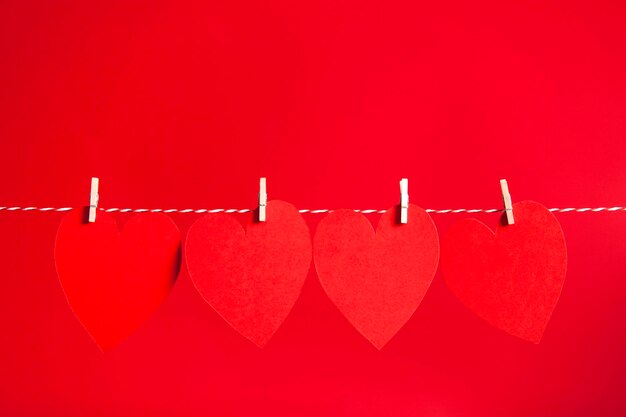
xmin=512 ymin=330 xmax=543 ymax=345
xmin=95 ymin=341 xmax=114 ymax=352
xmin=369 ymin=337 xmax=391 ymax=351
xmin=248 ymin=335 xmax=273 ymax=348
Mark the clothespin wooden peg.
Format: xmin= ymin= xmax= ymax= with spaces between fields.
xmin=258 ymin=177 xmax=267 ymax=222
xmin=88 ymin=177 xmax=99 ymax=223
xmin=400 ymin=178 xmax=409 ymax=224
xmin=500 ymin=179 xmax=514 ymax=225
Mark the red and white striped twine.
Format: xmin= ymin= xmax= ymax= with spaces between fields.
xmin=1 ymin=206 xmax=625 ymax=214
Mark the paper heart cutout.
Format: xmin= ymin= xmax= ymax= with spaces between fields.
xmin=313 ymin=205 xmax=439 ymax=349
xmin=185 ymin=200 xmax=312 ymax=347
xmin=55 ymin=210 xmax=181 ymax=351
xmin=441 ymin=201 xmax=567 ymax=343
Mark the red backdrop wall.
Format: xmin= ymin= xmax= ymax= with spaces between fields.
xmin=1 ymin=1 xmax=625 ymax=416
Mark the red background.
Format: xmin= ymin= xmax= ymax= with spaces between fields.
xmin=1 ymin=1 xmax=625 ymax=415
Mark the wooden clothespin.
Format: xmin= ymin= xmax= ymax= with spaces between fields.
xmin=88 ymin=177 xmax=99 ymax=223
xmin=258 ymin=177 xmax=267 ymax=222
xmin=500 ymin=179 xmax=514 ymax=225
xmin=400 ymin=178 xmax=409 ymax=224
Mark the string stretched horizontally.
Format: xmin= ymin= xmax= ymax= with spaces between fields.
xmin=1 ymin=206 xmax=626 ymax=214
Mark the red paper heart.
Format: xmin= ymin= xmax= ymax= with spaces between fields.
xmin=441 ymin=201 xmax=567 ymax=343
xmin=55 ymin=210 xmax=181 ymax=351
xmin=313 ymin=205 xmax=439 ymax=349
xmin=185 ymin=200 xmax=312 ymax=347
